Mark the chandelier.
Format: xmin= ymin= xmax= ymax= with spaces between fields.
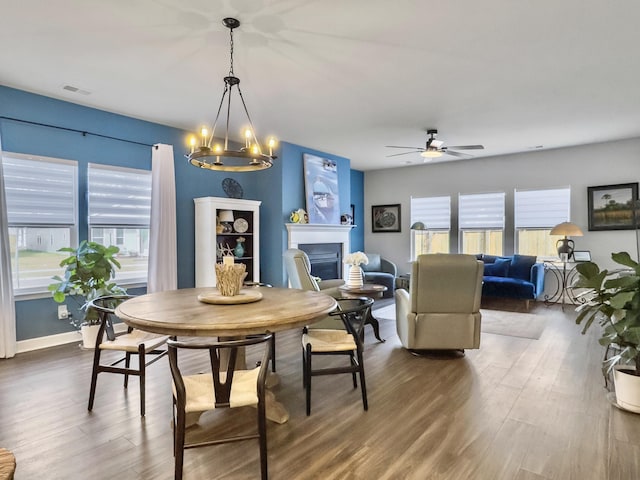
xmin=186 ymin=18 xmax=276 ymax=172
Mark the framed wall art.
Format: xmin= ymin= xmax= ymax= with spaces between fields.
xmin=372 ymin=204 xmax=401 ymax=232
xmin=303 ymin=153 xmax=340 ymax=224
xmin=587 ymin=183 xmax=639 ymax=231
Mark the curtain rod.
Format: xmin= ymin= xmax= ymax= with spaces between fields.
xmin=0 ymin=115 xmax=158 ymax=149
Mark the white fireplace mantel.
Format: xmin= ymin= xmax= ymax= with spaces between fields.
xmin=286 ymin=223 xmax=354 ymax=280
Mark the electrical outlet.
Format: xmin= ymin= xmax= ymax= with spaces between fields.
xmin=57 ymin=305 xmax=69 ymax=320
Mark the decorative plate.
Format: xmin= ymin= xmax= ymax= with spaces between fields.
xmin=222 ymin=177 xmax=243 ymax=198
xmin=233 ymin=218 xmax=249 ymax=233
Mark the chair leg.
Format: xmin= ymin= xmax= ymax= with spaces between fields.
xmin=124 ymin=352 xmax=131 ymax=388
xmin=87 ymin=347 xmax=102 ymax=411
xmin=271 ymin=334 xmax=276 ymax=373
xmin=174 ymin=403 xmax=186 ymax=480
xmin=357 ymin=349 xmax=368 ymax=411
xmin=138 ymin=346 xmax=146 ymax=417
xmin=350 ymin=352 xmax=357 ymax=389
xmin=305 ymin=344 xmax=312 ymax=416
xmin=257 ymin=396 xmax=268 ymax=480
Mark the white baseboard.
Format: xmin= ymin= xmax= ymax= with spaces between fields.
xmin=16 ymin=323 xmax=129 ymax=354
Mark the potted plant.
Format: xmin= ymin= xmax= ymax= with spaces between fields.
xmin=574 ymin=251 xmax=640 ymax=412
xmin=48 ymin=240 xmax=126 ymax=349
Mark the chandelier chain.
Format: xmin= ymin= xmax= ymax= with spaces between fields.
xmin=228 ymin=27 xmax=234 ymax=77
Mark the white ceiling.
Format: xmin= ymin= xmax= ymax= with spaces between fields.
xmin=2 ymin=0 xmax=640 ymax=171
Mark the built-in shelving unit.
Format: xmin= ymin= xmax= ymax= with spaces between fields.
xmin=194 ymin=196 xmax=261 ymax=287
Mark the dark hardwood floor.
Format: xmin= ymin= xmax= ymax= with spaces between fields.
xmin=1 ymin=300 xmax=639 ymax=479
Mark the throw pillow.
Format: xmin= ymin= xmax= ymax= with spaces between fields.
xmin=483 ymin=258 xmax=510 ymax=277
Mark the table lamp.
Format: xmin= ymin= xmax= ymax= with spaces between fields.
xmin=550 ymin=221 xmax=583 ymax=261
xmin=219 ymin=210 xmax=234 ymax=233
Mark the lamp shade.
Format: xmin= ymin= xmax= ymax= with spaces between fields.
xmin=410 ymin=222 xmax=426 ymax=230
xmin=219 ymin=210 xmax=234 ymax=223
xmin=550 ymin=222 xmax=583 ymax=237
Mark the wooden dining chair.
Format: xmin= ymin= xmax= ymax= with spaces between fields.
xmin=168 ymin=334 xmax=272 ymax=480
xmin=301 ymin=297 xmax=374 ymax=416
xmin=87 ymin=295 xmax=169 ymax=416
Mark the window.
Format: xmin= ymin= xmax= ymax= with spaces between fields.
xmin=3 ymin=153 xmax=77 ymax=294
xmin=88 ymin=163 xmax=152 ymax=284
xmin=515 ymin=187 xmax=570 ymax=258
xmin=459 ymin=192 xmax=505 ymax=255
xmin=410 ymin=196 xmax=450 ymax=258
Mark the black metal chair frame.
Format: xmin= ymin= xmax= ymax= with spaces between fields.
xmin=302 ymin=297 xmax=374 ymax=416
xmin=168 ymin=334 xmax=272 ymax=480
xmin=87 ymin=295 xmax=168 ymax=417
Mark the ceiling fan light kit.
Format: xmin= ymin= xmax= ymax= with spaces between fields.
xmin=185 ymin=18 xmax=277 ymax=172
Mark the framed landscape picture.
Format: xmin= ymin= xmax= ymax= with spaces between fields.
xmin=372 ymin=204 xmax=401 ymax=232
xmin=587 ymin=183 xmax=639 ymax=231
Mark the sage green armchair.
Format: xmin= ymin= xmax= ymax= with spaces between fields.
xmin=284 ymin=248 xmax=344 ymax=329
xmin=395 ymin=254 xmax=483 ymax=353
xmin=283 ymin=248 xmax=344 ymax=297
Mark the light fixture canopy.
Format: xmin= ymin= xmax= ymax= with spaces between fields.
xmin=186 ymin=17 xmax=277 ymax=172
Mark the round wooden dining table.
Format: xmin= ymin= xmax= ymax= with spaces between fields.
xmin=116 ymin=286 xmax=337 ymax=424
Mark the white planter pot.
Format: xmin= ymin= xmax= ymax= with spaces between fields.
xmin=613 ymin=365 xmax=640 ymax=413
xmin=80 ymin=324 xmax=101 ymax=350
xmin=347 ymin=265 xmax=364 ymax=289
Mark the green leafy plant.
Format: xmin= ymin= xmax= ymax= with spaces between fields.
xmin=574 ymin=252 xmax=640 ymax=376
xmin=48 ymin=240 xmax=126 ymax=326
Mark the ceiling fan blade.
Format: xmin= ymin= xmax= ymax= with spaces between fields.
xmin=445 ymin=145 xmax=484 ymax=150
xmin=385 ymin=145 xmax=423 ymax=149
xmin=386 ymin=150 xmax=423 ymax=158
xmin=444 ymin=150 xmax=473 ymax=159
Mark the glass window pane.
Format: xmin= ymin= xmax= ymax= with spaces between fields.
xmin=461 ymin=230 xmax=503 ymax=256
xmin=90 ymin=227 xmax=149 ymax=283
xmin=9 ymin=226 xmax=71 ymax=292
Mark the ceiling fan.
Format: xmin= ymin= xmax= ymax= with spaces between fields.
xmin=386 ymin=129 xmax=484 ymax=159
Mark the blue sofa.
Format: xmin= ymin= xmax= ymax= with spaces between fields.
xmin=478 ymin=254 xmax=545 ymax=307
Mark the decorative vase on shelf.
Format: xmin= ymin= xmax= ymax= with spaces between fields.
xmin=234 ymin=237 xmax=245 ymax=258
xmin=347 ymin=265 xmax=364 ymax=289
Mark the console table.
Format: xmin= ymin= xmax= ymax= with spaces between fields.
xmin=543 ymin=261 xmax=586 ymax=309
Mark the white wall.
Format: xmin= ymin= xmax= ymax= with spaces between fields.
xmin=364 ymin=137 xmax=640 ymax=275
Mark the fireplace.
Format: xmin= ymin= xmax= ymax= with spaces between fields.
xmin=286 ymin=223 xmax=354 ymax=281
xmin=299 ymin=243 xmax=342 ymax=280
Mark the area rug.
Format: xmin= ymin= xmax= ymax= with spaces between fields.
xmin=373 ymin=304 xmax=547 ymax=340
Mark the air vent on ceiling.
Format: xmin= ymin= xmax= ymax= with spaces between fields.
xmin=63 ymin=85 xmax=91 ymax=95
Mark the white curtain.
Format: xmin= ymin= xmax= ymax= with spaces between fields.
xmin=147 ymin=144 xmax=177 ymax=293
xmin=0 ymin=134 xmax=17 ymax=358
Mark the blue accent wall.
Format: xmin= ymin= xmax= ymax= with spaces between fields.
xmin=0 ymin=86 xmax=364 ymax=341
xmin=350 ymin=169 xmax=364 ymax=251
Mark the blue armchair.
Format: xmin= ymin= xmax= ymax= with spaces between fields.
xmin=360 ymin=253 xmax=397 ymax=298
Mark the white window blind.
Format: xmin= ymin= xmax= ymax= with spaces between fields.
xmin=459 ymin=192 xmax=505 ymax=229
xmin=3 ymin=154 xmax=77 ymax=226
xmin=88 ymin=163 xmax=152 ymax=227
xmin=410 ymin=196 xmax=451 ymax=229
xmin=515 ymin=187 xmax=570 ymax=228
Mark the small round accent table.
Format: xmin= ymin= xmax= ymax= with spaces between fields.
xmin=339 ymin=283 xmax=388 ymax=342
